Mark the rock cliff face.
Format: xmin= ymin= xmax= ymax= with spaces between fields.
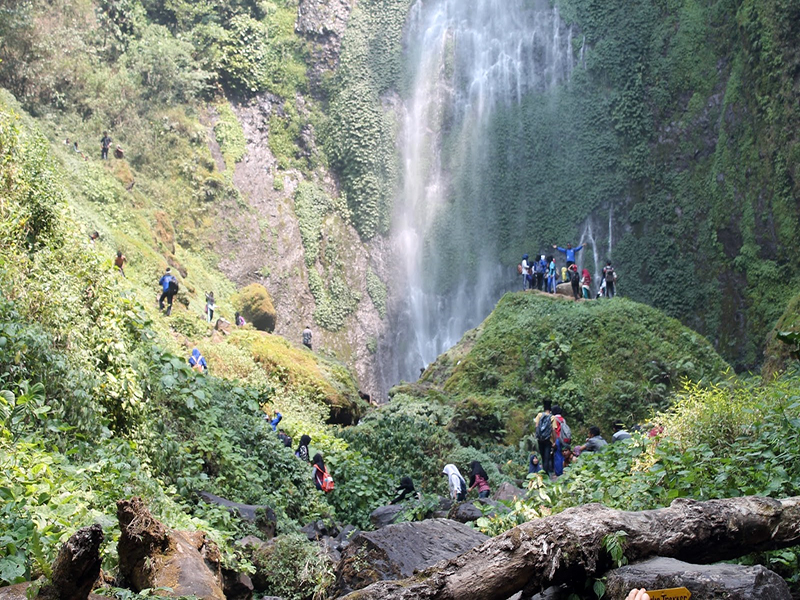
xmin=209 ymin=93 xmax=388 ymax=399
xmin=296 ymin=0 xmax=354 ymax=85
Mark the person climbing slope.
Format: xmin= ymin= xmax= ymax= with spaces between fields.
xmin=468 ymin=461 xmax=491 ymax=498
xmin=390 ymin=476 xmax=419 ymax=504
xmin=158 ymin=267 xmax=179 ymax=315
xmin=534 ymin=401 xmax=554 ymax=474
xmin=205 ymin=291 xmax=216 ymax=323
xmin=114 ymin=251 xmax=126 ymax=277
xmin=302 ymin=326 xmax=313 ymax=350
xmin=188 ymin=348 xmax=208 ymax=373
xmin=312 ymin=453 xmax=334 ymax=493
xmin=295 ymin=434 xmax=311 ymax=462
xmin=443 ymin=464 xmax=467 ymax=501
xmin=552 ymin=242 xmax=586 ymax=268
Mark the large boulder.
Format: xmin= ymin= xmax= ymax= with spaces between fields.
xmin=605 ymin=557 xmax=791 ymax=600
xmin=334 ymin=519 xmax=489 ymax=595
xmin=117 ymin=498 xmax=225 ymax=600
xmin=369 ymin=505 xmax=404 ymax=529
xmin=493 ymin=482 xmax=527 ymax=502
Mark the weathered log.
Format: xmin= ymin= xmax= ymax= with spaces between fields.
xmin=117 ymin=498 xmax=225 ymax=600
xmin=38 ymin=524 xmax=104 ymax=600
xmin=341 ymin=495 xmax=800 ymax=600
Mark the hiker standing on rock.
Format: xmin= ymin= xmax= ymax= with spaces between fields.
xmin=302 ymin=326 xmax=313 ymax=350
xmin=603 ymin=261 xmax=617 ymax=298
xmin=552 ymin=242 xmax=586 ymax=269
xmin=569 ymin=264 xmax=580 ymax=301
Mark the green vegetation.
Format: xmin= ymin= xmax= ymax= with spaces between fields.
xmin=423 ymin=292 xmax=729 ymax=438
xmin=323 ymin=0 xmax=409 ymax=239
xmin=213 ymin=100 xmax=246 ymax=169
xmin=366 ymin=268 xmax=387 ymax=319
xmin=233 ymin=283 xmax=277 ymax=332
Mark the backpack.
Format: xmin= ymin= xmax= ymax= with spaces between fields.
xmin=605 ymin=267 xmax=615 ymax=283
xmin=315 ymin=465 xmax=335 ymax=493
xmin=536 ymin=413 xmax=552 ymax=442
xmin=554 ymin=415 xmax=572 ymax=444
xmin=517 ymin=264 xmax=523 ymax=275
xmin=167 ymin=276 xmax=179 ymax=295
xmin=456 ymin=476 xmax=468 ymax=501
xmin=570 ymin=269 xmax=579 ymax=283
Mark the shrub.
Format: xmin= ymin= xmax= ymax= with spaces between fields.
xmin=250 ymin=533 xmax=335 ymax=600
xmin=234 ymin=284 xmax=277 ymax=333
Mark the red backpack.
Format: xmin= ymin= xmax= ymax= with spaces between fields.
xmin=314 ymin=465 xmax=335 ymax=493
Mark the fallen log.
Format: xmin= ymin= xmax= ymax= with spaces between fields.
xmin=342 ymin=495 xmax=800 ymax=600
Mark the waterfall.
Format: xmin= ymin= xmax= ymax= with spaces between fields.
xmin=382 ymin=0 xmax=576 ymax=388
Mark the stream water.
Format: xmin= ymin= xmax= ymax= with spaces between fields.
xmin=379 ymin=0 xmax=578 ymax=390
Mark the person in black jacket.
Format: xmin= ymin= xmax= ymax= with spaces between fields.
xmin=295 ymin=434 xmax=311 ymax=461
xmin=390 ymin=476 xmax=417 ymax=504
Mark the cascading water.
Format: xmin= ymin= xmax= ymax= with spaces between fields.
xmin=382 ymin=0 xmax=577 ymax=389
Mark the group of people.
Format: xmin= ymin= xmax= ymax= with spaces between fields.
xmin=519 ymin=242 xmax=618 ymax=300
xmin=65 ymin=131 xmax=123 ymax=161
xmin=529 ymin=400 xmax=632 ymax=477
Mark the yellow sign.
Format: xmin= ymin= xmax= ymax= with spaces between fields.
xmin=645 ymin=588 xmax=691 ymax=600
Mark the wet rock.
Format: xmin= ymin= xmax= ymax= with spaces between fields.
xmin=296 ymin=0 xmax=353 ymax=77
xmin=198 ymin=492 xmax=276 ymax=537
xmin=493 ymin=482 xmax=527 ymax=502
xmin=448 ymin=502 xmax=483 ymax=523
xmin=334 ymin=518 xmax=489 ymax=595
xmin=222 ymin=569 xmax=254 ymax=600
xmin=605 ymin=557 xmax=791 ymax=600
xmin=117 ymin=497 xmax=225 ymax=600
xmin=301 ymin=519 xmax=340 ymax=541
xmin=369 ymin=505 xmax=404 ymax=529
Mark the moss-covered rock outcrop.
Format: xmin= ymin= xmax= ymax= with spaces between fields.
xmin=418 ymin=292 xmax=730 ymax=438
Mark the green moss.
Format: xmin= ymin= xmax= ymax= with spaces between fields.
xmin=426 ymin=292 xmax=730 ymax=436
xmin=294 ymin=182 xmax=330 ymax=267
xmin=366 ymin=268 xmax=387 ymax=318
xmin=234 ymin=283 xmax=277 ymax=332
xmin=308 ymin=269 xmax=360 ymax=332
xmin=213 ymin=100 xmax=246 ymax=169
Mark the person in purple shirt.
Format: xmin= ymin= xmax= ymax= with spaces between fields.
xmin=552 ymin=242 xmax=586 ymax=268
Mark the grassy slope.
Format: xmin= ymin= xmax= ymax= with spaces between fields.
xmin=419 ymin=291 xmax=730 ymax=437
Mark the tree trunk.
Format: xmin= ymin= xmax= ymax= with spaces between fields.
xmin=341 ymin=496 xmax=800 ymax=600
xmin=38 ymin=524 xmax=104 ymax=600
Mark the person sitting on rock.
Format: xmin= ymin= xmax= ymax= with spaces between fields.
xmin=235 ymin=312 xmax=246 ymax=327
xmin=295 ymin=434 xmax=311 ymax=462
xmin=443 ymin=464 xmax=467 ymax=502
xmin=390 ymin=476 xmax=418 ymax=504
xmin=468 ymin=461 xmax=491 ymax=499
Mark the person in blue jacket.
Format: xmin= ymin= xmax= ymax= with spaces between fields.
xmin=552 ymin=242 xmax=586 ymax=268
xmin=158 ymin=268 xmax=179 ymax=315
xmin=188 ymin=348 xmax=208 ymax=373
